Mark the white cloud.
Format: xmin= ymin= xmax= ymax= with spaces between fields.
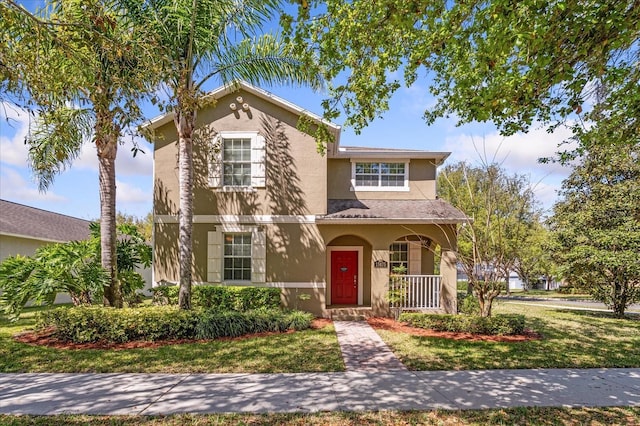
xmin=0 ymin=167 xmax=66 ymax=203
xmin=0 ymin=104 xmax=31 ymax=168
xmin=443 ymin=125 xmax=576 ymax=177
xmin=116 ymin=180 xmax=150 ymax=204
xmin=73 ymin=135 xmax=153 ymax=177
xmin=442 ymin=124 xmax=578 ymax=210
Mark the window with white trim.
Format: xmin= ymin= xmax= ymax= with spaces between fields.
xmin=223 ymin=233 xmax=251 ymax=281
xmin=352 ymin=161 xmax=408 ymax=190
xmin=207 ymin=226 xmax=266 ymax=284
xmin=389 ymin=242 xmax=408 ymax=274
xmin=223 ymin=138 xmax=251 ymax=186
xmin=209 ymin=132 xmax=266 ymax=189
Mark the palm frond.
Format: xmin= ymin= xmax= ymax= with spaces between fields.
xmin=203 ymin=34 xmax=323 ymax=91
xmin=26 ymin=106 xmax=94 ymax=191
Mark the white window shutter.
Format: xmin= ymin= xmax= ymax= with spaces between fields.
xmin=251 ymin=134 xmax=266 ymax=188
xmin=208 ymin=134 xmax=223 ymax=187
xmin=251 ymin=227 xmax=266 ymax=284
xmin=207 ymin=229 xmax=222 ymax=282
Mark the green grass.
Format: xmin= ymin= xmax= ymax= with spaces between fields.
xmin=505 ymin=289 xmax=593 ymax=300
xmin=0 ymin=407 xmax=638 ymax=425
xmin=376 ymin=301 xmax=640 ymax=371
xmin=0 ymin=307 xmax=344 ymax=373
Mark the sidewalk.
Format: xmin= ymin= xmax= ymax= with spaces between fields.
xmin=1 ymin=369 xmax=638 ymax=414
xmin=0 ymin=321 xmax=638 ymax=414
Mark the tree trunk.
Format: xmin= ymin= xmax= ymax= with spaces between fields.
xmin=176 ymin=107 xmax=195 ymax=310
xmin=96 ymin=115 xmax=122 ymax=308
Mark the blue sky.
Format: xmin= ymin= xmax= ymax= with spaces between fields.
xmin=0 ymin=2 xmax=574 ymax=220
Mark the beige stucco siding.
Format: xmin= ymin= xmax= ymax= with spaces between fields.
xmin=0 ymin=235 xmax=53 ymax=261
xmin=153 ymin=222 xmax=326 ymax=285
xmin=153 ymin=90 xmax=327 ymax=217
xmin=327 ymin=158 xmax=437 ymax=199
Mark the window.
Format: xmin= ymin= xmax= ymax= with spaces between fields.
xmin=223 ymin=138 xmax=251 ymax=186
xmin=389 ymin=242 xmax=408 ymax=274
xmin=208 ymin=132 xmax=265 ymax=189
xmin=352 ymin=161 xmax=408 ymax=190
xmin=223 ymin=233 xmax=252 ymax=281
xmin=207 ymin=226 xmax=266 ymax=284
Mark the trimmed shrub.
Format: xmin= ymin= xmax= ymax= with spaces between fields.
xmin=195 ymin=309 xmax=313 ymax=339
xmin=151 ymin=285 xmax=281 ymax=310
xmin=150 ymin=285 xmax=179 ymax=305
xmin=457 ymin=294 xmax=481 ymax=315
xmin=36 ymin=306 xmax=313 ymax=344
xmin=399 ymin=312 xmax=526 ymax=335
xmin=37 ymin=306 xmax=199 ymax=343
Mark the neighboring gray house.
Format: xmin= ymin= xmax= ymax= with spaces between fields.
xmin=0 ymin=199 xmax=91 ymax=261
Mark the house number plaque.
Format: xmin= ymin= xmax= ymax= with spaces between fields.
xmin=374 ymin=260 xmax=388 ymax=268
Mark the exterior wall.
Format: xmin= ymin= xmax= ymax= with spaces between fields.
xmin=154 ymin=221 xmax=325 ymax=285
xmin=0 ymin=235 xmax=49 ymax=261
xmin=327 ymin=158 xmax=437 ymax=200
xmin=153 ymin=89 xmax=327 ymax=217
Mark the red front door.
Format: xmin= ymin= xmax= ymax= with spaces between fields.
xmin=331 ymin=250 xmax=358 ymax=305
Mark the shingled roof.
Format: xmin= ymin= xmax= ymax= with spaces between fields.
xmin=318 ymin=199 xmax=469 ymax=224
xmin=0 ymin=200 xmax=91 ymax=242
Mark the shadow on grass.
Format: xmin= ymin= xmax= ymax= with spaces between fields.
xmin=0 ymin=406 xmax=638 ymax=425
xmin=0 ymin=325 xmax=344 ymax=374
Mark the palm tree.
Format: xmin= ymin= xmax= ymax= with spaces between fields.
xmin=8 ymin=0 xmax=156 ymax=307
xmin=130 ymin=0 xmax=322 ymax=309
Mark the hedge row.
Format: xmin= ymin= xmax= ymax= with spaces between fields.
xmin=151 ymin=285 xmax=281 ymax=311
xmin=399 ymin=312 xmax=526 ymax=335
xmin=37 ymin=306 xmax=313 ymax=343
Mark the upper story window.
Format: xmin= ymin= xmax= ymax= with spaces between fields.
xmin=351 ymin=161 xmax=409 ymax=191
xmin=223 ymin=138 xmax=251 ymax=186
xmin=209 ymin=131 xmax=266 ymax=189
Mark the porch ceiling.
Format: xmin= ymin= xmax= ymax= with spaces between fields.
xmin=317 ymin=199 xmax=469 ymax=224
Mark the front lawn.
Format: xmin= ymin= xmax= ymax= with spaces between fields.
xmin=375 ymin=301 xmax=640 ymax=371
xmin=504 ymin=289 xmax=593 ymax=300
xmin=0 ymin=307 xmax=344 ymax=373
xmin=0 ymin=407 xmax=638 ymax=425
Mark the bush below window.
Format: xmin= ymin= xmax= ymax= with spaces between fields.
xmin=36 ymin=306 xmax=312 ymax=344
xmin=151 ymin=285 xmax=281 ymax=310
xmin=399 ymin=312 xmax=526 ymax=335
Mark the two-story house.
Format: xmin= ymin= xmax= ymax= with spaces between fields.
xmin=147 ymin=81 xmax=467 ymax=317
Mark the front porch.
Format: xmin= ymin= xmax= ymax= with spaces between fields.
xmin=317 ymin=227 xmax=458 ymax=317
xmin=389 ymin=274 xmax=442 ymax=310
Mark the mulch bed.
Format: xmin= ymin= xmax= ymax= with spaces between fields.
xmin=367 ymin=317 xmax=542 ymax=342
xmin=13 ymin=317 xmax=539 ymax=350
xmin=13 ymin=318 xmax=334 ymax=351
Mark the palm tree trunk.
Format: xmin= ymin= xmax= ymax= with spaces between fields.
xmin=176 ymin=107 xmax=195 ymax=310
xmin=96 ymin=116 xmax=122 ymax=308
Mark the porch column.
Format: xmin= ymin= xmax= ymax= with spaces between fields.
xmin=371 ymin=249 xmax=391 ymax=316
xmin=440 ymin=249 xmax=458 ymax=314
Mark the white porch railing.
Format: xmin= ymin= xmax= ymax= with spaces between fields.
xmin=389 ymin=275 xmax=441 ymax=310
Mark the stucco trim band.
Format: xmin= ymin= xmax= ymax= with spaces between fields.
xmin=155 ymin=215 xmax=316 ymax=224
xmin=191 ymin=281 xmax=326 ymax=289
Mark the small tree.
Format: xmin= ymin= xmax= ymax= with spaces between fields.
xmin=438 ymin=162 xmax=540 ymax=316
xmin=388 ymin=264 xmax=408 ymax=320
xmin=551 ymin=141 xmax=640 ymax=317
xmin=514 ymin=224 xmax=557 ymax=291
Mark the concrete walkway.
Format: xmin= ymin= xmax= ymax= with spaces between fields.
xmin=334 ymin=321 xmax=407 ymax=372
xmin=0 ymin=321 xmax=638 ymax=415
